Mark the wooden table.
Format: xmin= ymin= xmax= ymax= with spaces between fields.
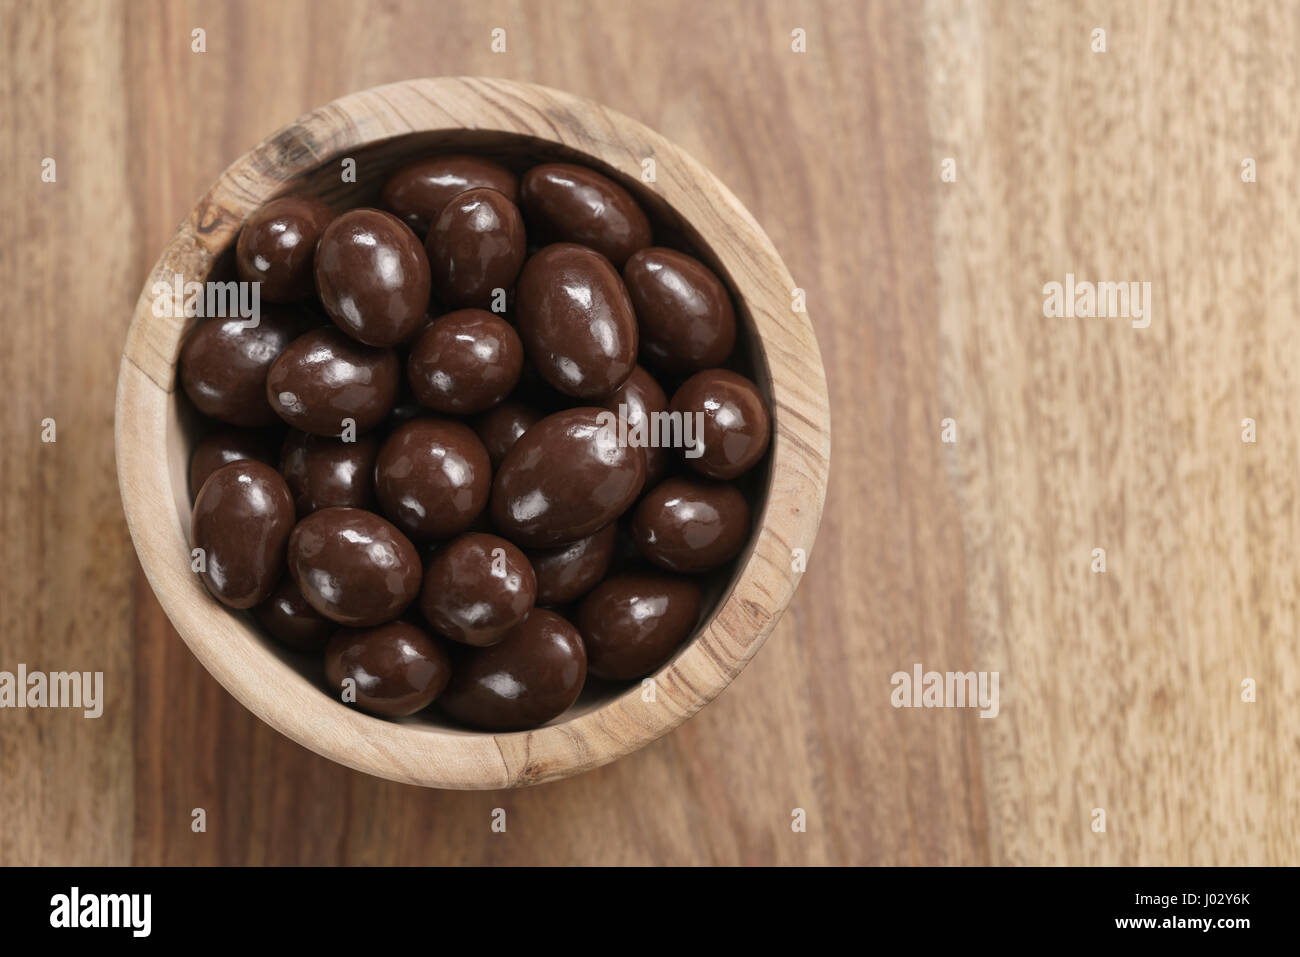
xmin=2 ymin=0 xmax=1295 ymax=866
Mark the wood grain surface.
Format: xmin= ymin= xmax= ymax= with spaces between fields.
xmin=3 ymin=0 xmax=1297 ymax=865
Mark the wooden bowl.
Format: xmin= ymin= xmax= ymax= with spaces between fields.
xmin=115 ymin=77 xmax=830 ymax=789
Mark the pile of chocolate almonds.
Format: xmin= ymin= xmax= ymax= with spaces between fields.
xmin=182 ymin=154 xmax=771 ymax=731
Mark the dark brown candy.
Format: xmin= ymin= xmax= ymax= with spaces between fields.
xmin=324 ymin=621 xmax=451 ymax=718
xmin=419 ymin=533 xmax=536 ymax=646
xmin=179 ymin=306 xmax=311 ymax=427
xmin=490 ymin=407 xmax=646 ymax=548
xmin=425 ymin=188 xmax=526 ymax=310
xmin=514 ymin=243 xmax=637 ymax=399
xmin=375 ymin=418 xmax=492 ymax=540
xmin=576 ymin=572 xmax=702 ymax=679
xmin=279 ymin=429 xmax=380 ymax=516
xmin=407 ymin=309 xmax=523 ymax=414
xmin=630 ymin=475 xmax=750 ymax=573
xmin=189 ymin=427 xmax=281 ymax=498
xmin=235 ymin=195 xmax=334 ymax=301
xmin=670 ymin=369 xmax=771 ymax=480
xmin=192 ymin=461 xmax=295 ymax=609
xmin=288 ymin=507 xmax=422 ymax=626
xmin=266 ymin=326 xmax=400 ymax=436
xmin=472 ymin=400 xmax=543 ymax=467
xmin=527 ymin=523 xmax=618 ymax=606
xmin=253 ymin=576 xmax=334 ymax=651
xmin=597 ymin=365 xmax=670 ymax=488
xmin=438 ymin=609 xmax=587 ymax=731
xmin=623 ymin=247 xmax=736 ymax=373
xmin=380 ymin=155 xmax=519 ymax=234
xmin=314 ymin=208 xmax=431 ymax=347
xmin=519 ymin=163 xmax=651 ymax=267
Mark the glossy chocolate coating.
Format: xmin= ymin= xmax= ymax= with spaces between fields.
xmin=527 ymin=523 xmax=617 ymax=606
xmin=491 ymin=407 xmax=646 ymax=548
xmin=598 ymin=365 xmax=670 ymax=488
xmin=438 ymin=609 xmax=587 ymax=731
xmin=288 ymin=507 xmax=422 ymax=626
xmin=519 ymin=163 xmax=652 ymax=267
xmin=514 ymin=243 xmax=638 ymax=399
xmin=253 ymin=576 xmax=334 ymax=651
xmin=324 ymin=621 xmax=451 ymax=717
xmin=380 ymin=155 xmax=519 ymax=234
xmin=407 ymin=309 xmax=523 ymax=414
xmin=266 ymin=326 xmax=400 ymax=436
xmin=235 ymin=195 xmax=334 ymax=301
xmin=670 ymin=369 xmax=771 ymax=480
xmin=179 ymin=306 xmax=310 ymax=427
xmin=576 ymin=571 xmax=702 ymax=679
xmin=192 ymin=461 xmax=295 ymax=609
xmin=426 ymin=188 xmax=526 ymax=310
xmin=279 ymin=429 xmax=380 ymax=516
xmin=630 ymin=475 xmax=750 ymax=573
xmin=314 ymin=208 xmax=431 ymax=347
xmin=419 ymin=533 xmax=536 ymax=646
xmin=472 ymin=400 xmax=543 ymax=467
xmin=623 ymin=247 xmax=736 ymax=372
xmin=375 ymin=418 xmax=492 ymax=540
xmin=189 ymin=427 xmax=280 ymax=498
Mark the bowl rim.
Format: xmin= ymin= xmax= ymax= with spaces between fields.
xmin=115 ymin=76 xmax=831 ymax=789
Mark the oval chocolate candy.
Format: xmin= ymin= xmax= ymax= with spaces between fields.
xmin=314 ymin=208 xmax=431 ymax=347
xmin=375 ymin=418 xmax=492 ymax=541
xmin=519 ymin=163 xmax=651 ymax=267
xmin=576 ymin=571 xmax=702 ymax=679
xmin=266 ymin=326 xmax=400 ymax=436
xmin=623 ymin=247 xmax=736 ymax=373
xmin=629 ymin=475 xmax=750 ymax=574
xmin=669 ymin=369 xmax=771 ymax=480
xmin=235 ymin=195 xmax=334 ymax=302
xmin=419 ymin=533 xmax=536 ymax=646
xmin=407 ymin=309 xmax=523 ymax=414
xmin=438 ymin=609 xmax=587 ymax=731
xmin=325 ymin=621 xmax=451 ymax=718
xmin=425 ymin=188 xmax=526 ymax=310
xmin=490 ymin=407 xmax=645 ymax=548
xmin=513 ymin=243 xmax=637 ymax=399
xmin=192 ymin=461 xmax=295 ymax=609
xmin=288 ymin=507 xmax=422 ymax=627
